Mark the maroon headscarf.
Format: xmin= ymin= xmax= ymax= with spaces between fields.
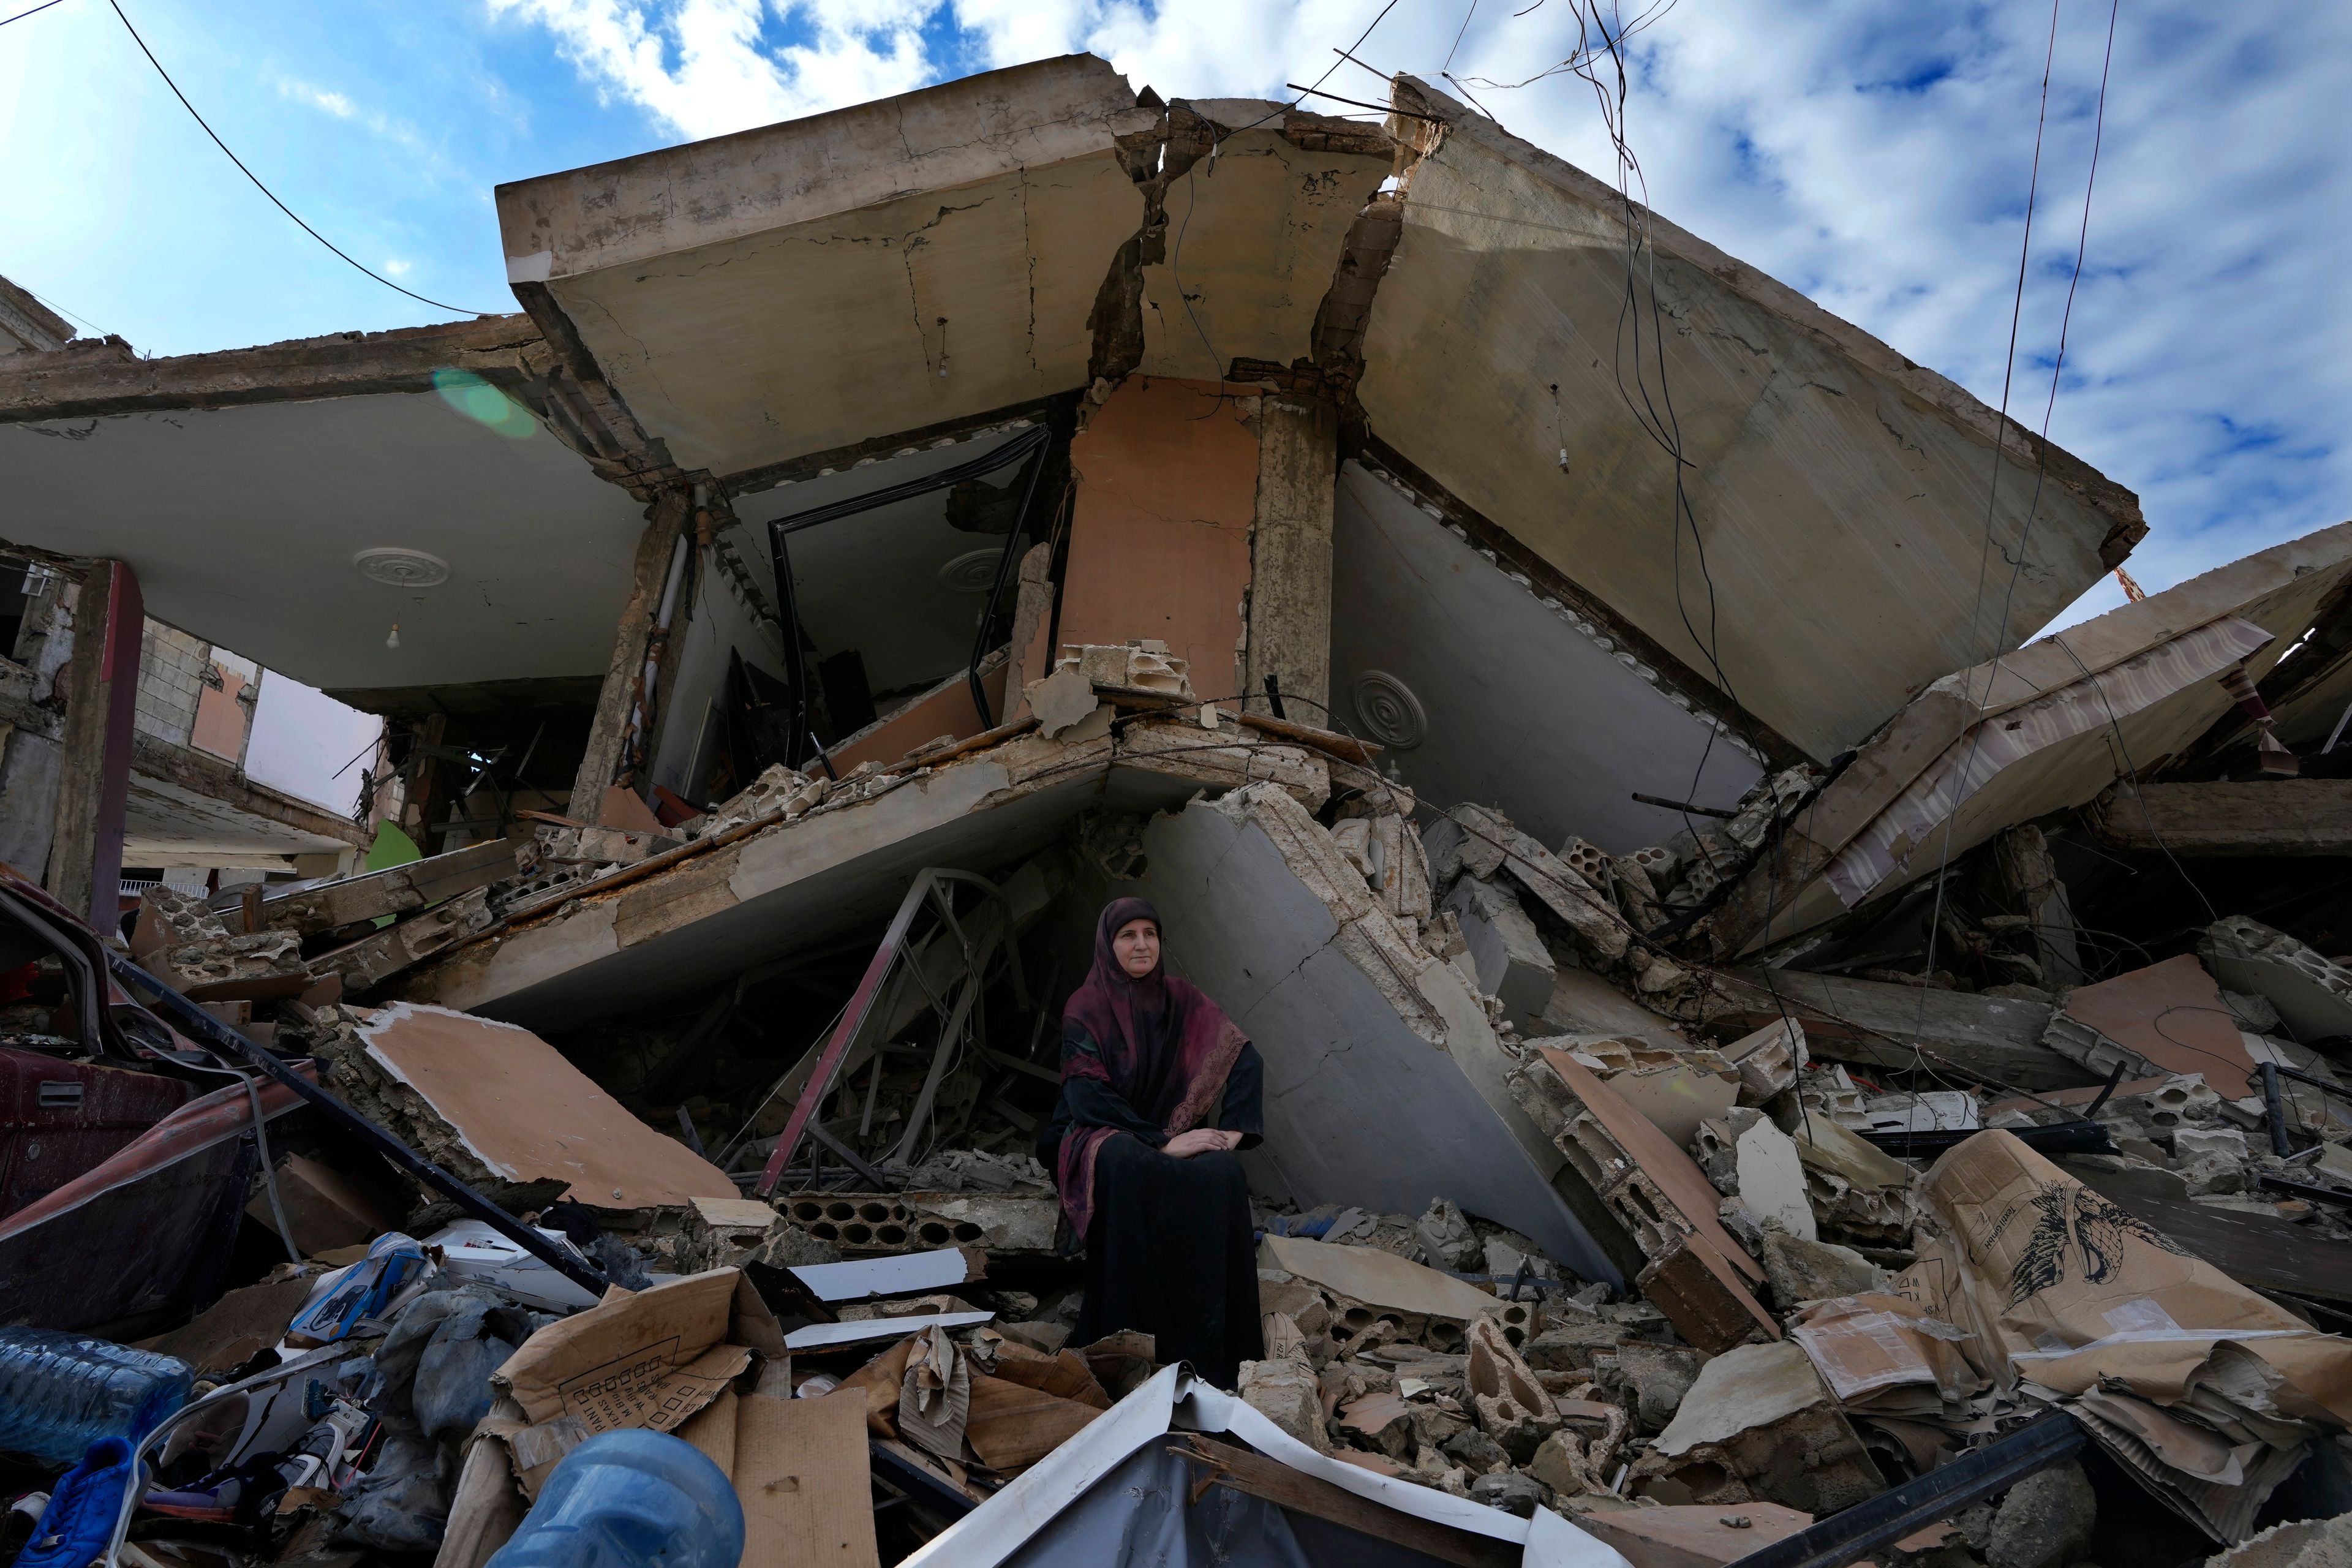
xmin=1055 ymin=897 xmax=1248 ymax=1237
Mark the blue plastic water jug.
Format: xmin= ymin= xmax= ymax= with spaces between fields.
xmin=485 ymin=1429 xmax=744 ymax=1568
xmin=0 ymin=1327 xmax=190 ymax=1469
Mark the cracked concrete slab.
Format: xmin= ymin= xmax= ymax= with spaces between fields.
xmin=497 ymin=55 xmax=1155 ymax=480
xmin=1136 ymin=102 xmax=1392 ymax=383
xmin=396 ymin=718 xmax=1328 ymax=1031
xmin=1129 ymin=782 xmax=1621 ymax=1283
xmin=1358 ymin=76 xmax=2144 ymax=759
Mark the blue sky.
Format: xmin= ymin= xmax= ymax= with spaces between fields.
xmin=5 ymin=0 xmax=2346 ymax=631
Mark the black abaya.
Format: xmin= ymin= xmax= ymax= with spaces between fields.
xmin=1041 ymin=1020 xmax=1266 ymax=1387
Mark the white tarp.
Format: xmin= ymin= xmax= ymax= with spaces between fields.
xmin=898 ymin=1364 xmax=1630 ymax=1568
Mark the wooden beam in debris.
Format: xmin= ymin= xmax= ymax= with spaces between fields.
xmin=264 ymin=839 xmax=519 ymax=935
xmin=2094 ymin=1185 xmax=2352 ymax=1305
xmin=2089 ymin=778 xmax=2352 ymax=856
xmin=1710 ymin=970 xmax=2100 ymax=1092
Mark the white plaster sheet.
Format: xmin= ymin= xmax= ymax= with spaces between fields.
xmin=898 ymin=1364 xmax=1632 ymax=1568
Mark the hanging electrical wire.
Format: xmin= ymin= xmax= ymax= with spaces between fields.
xmin=1898 ymin=0 xmax=2128 ymax=1111
xmin=104 ymin=0 xmax=499 ymax=318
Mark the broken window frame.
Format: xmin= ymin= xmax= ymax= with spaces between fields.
xmin=763 ymin=424 xmax=1052 ymax=769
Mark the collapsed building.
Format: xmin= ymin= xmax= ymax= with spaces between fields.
xmin=1 ymin=51 xmax=2348 ymax=1568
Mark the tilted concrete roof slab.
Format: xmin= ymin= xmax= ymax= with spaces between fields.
xmin=1717 ymin=521 xmax=2352 ymax=954
xmin=124 ymin=775 xmax=355 ymax=867
xmin=1359 ymin=78 xmax=2144 ymax=761
xmin=494 ymin=63 xmax=1395 ymax=484
xmin=397 ymin=720 xmax=1333 ymax=1030
xmin=496 ymin=55 xmax=1157 ymax=480
xmin=1330 ymin=459 xmax=1763 ymax=852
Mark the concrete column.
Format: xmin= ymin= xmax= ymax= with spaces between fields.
xmin=48 ymin=560 xmax=141 ymax=924
xmin=570 ymin=491 xmax=690 ymax=819
xmin=1245 ymin=394 xmax=1338 ymax=723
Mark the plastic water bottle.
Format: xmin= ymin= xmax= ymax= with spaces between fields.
xmin=0 ymin=1327 xmax=191 ymax=1468
xmin=486 ymin=1430 xmax=744 ymax=1568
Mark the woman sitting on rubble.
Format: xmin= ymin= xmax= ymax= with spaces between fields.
xmin=1037 ymin=897 xmax=1265 ymax=1388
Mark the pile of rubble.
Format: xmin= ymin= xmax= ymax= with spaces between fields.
xmin=28 ymin=632 xmax=2352 ymax=1567
xmin=13 ymin=37 xmax=2352 ymax=1568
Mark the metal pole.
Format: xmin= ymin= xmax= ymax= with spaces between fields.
xmin=2262 ymin=1060 xmax=2293 ymax=1157
xmin=758 ymin=872 xmax=940 ymax=1194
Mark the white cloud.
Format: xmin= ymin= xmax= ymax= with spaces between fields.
xmin=281 ymin=80 xmax=360 ymax=119
xmin=274 ymin=75 xmax=448 ymax=176
xmin=494 ymin=0 xmax=2348 ymax=618
xmin=485 ymin=0 xmax=939 ymax=140
xmin=383 ymin=258 xmax=415 ymax=277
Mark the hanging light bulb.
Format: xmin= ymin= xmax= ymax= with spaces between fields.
xmin=386 ymin=622 xmax=401 ymax=650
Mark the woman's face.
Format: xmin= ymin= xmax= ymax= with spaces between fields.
xmin=1113 ymin=918 xmax=1161 ymax=978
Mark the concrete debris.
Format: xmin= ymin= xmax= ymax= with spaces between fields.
xmin=1442 ymin=873 xmax=1555 ymax=1029
xmin=2208 ymin=1513 xmax=2352 ymax=1568
xmin=779 ymin=1191 xmax=1061 ymax=1255
xmin=1723 ymin=1016 xmax=1806 ymax=1105
xmin=1412 ymin=1195 xmax=1483 ymax=1273
xmin=2203 ymin=915 xmax=2352 ymax=1042
xmin=1643 ymin=1339 xmax=1885 ymax=1515
xmin=1758 ymin=1224 xmax=1880 ymax=1309
xmin=134 ymin=886 xmax=309 ymax=992
xmin=1984 ymin=1459 xmax=2097 ymax=1568
xmin=1238 ymin=1311 xmax=1331 ymax=1455
xmin=1022 ymin=665 xmax=1101 ymax=739
xmin=260 ymin=839 xmax=522 ymax=935
xmin=1464 ymin=1315 xmax=1560 ymax=1460
xmin=12 ymin=44 xmax=2352 ymax=1568
xmin=1050 ymin=640 xmax=1195 ymax=700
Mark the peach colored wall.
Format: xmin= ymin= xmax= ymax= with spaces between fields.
xmin=1057 ymin=378 xmax=1259 ymax=703
xmin=825 ymin=659 xmax=1008 ymax=774
xmin=189 ymin=665 xmax=250 ymax=761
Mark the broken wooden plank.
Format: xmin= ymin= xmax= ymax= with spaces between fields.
xmin=2089 ymin=778 xmax=2352 ymax=856
xmin=1709 ymin=971 xmax=2097 ymax=1093
xmin=2094 ymin=1186 xmax=2352 ymax=1304
xmin=263 ymin=839 xmax=521 ymax=935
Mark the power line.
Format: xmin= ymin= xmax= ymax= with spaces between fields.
xmin=24 ymin=285 xmax=107 ymax=339
xmin=1219 ymin=0 xmax=1405 ymax=141
xmin=1444 ymin=0 xmax=1480 ymax=75
xmin=0 ymin=0 xmax=67 ymax=26
xmin=104 ymin=0 xmax=497 ymax=318
xmin=1904 ymin=1 xmax=2124 ymax=1101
